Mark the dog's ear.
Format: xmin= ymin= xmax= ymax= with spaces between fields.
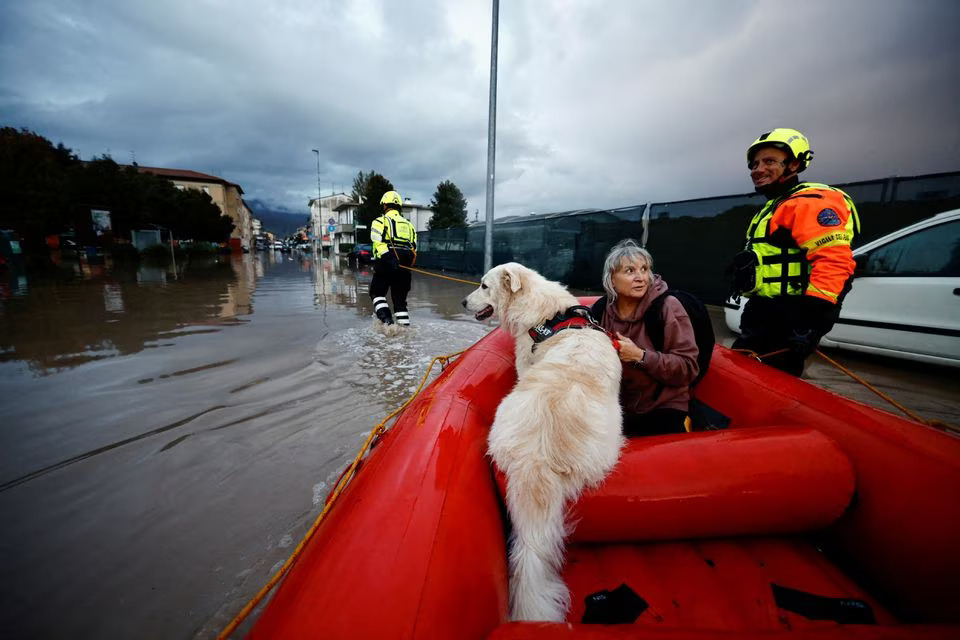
xmin=503 ymin=264 xmax=524 ymax=293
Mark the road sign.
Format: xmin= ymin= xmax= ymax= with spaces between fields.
xmin=328 ymin=218 xmax=335 ymax=225
xmin=327 ymin=225 xmax=336 ymax=232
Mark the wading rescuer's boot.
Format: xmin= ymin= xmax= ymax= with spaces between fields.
xmin=373 ymin=297 xmax=394 ymax=325
xmin=395 ymin=311 xmax=410 ymax=326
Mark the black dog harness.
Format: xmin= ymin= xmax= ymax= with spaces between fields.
xmin=528 ymin=305 xmax=619 ymax=352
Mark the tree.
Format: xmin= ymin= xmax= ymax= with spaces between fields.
xmin=0 ymin=127 xmax=75 ymax=250
xmin=427 ymin=180 xmax=468 ymax=230
xmin=164 ymin=188 xmax=234 ymax=241
xmin=349 ymin=170 xmax=373 ymax=203
xmin=0 ymin=127 xmax=235 ymax=251
xmin=351 ymin=170 xmax=395 ymax=242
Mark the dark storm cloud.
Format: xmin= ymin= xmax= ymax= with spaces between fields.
xmin=2 ymin=0 xmax=958 ymax=217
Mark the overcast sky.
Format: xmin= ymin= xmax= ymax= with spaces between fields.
xmin=3 ymin=0 xmax=959 ymax=218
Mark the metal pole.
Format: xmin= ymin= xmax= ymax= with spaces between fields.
xmin=312 ymin=149 xmax=322 ymax=256
xmin=168 ymin=229 xmax=178 ymax=280
xmin=483 ymin=0 xmax=499 ymax=274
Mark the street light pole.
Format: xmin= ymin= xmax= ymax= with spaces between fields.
xmin=483 ymin=0 xmax=499 ymax=274
xmin=312 ymin=149 xmax=322 ymax=256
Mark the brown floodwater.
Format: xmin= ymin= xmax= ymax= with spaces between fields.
xmin=0 ymin=251 xmax=956 ymax=639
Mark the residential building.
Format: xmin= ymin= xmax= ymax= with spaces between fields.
xmin=309 ymin=193 xmax=354 ymax=254
xmin=136 ymin=166 xmax=253 ymax=251
xmin=330 ymin=201 xmax=360 ymax=254
xmin=401 ymin=199 xmax=435 ymax=233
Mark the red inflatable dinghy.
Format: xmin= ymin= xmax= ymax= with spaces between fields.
xmin=246 ymin=315 xmax=960 ymax=639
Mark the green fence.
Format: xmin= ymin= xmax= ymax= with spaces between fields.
xmin=416 ymin=171 xmax=960 ymax=303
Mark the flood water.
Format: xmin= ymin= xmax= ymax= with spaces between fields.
xmin=1 ymin=251 xmax=957 ymax=639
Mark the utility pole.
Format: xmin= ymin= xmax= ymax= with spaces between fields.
xmin=483 ymin=0 xmax=499 ymax=274
xmin=312 ymin=149 xmax=322 ymax=256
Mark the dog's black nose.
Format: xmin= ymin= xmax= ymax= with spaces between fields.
xmin=461 ymin=299 xmax=467 ymax=308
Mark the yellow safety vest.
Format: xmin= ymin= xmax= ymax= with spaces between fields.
xmin=370 ymin=209 xmax=417 ymax=259
xmin=742 ymin=182 xmax=860 ymax=298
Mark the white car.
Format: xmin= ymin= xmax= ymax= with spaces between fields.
xmin=724 ymin=208 xmax=960 ymax=368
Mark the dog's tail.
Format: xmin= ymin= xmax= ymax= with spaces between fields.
xmin=504 ymin=462 xmax=573 ymax=622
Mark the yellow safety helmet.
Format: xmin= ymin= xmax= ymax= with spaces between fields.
xmin=380 ymin=190 xmax=403 ymax=208
xmin=747 ymin=128 xmax=813 ymax=172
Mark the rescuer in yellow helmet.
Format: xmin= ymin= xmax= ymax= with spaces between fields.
xmin=730 ymin=128 xmax=860 ymax=376
xmin=369 ymin=190 xmax=417 ymax=327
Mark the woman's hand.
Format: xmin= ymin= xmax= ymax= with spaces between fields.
xmin=615 ymin=332 xmax=646 ymax=366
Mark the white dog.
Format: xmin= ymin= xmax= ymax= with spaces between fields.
xmin=463 ymin=262 xmax=624 ymax=622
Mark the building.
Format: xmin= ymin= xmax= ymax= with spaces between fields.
xmin=136 ymin=166 xmax=253 ymax=251
xmin=309 ymin=193 xmax=354 ymax=255
xmin=401 ymin=199 xmax=435 ymax=233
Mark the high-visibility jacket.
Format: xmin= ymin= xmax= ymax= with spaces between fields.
xmin=743 ymin=182 xmax=860 ymax=303
xmin=370 ymin=209 xmax=417 ymax=260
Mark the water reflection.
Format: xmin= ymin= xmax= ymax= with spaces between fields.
xmin=0 ymin=256 xmax=253 ymax=375
xmin=0 ymin=248 xmax=479 ymax=378
xmin=0 ymin=269 xmax=29 ymax=300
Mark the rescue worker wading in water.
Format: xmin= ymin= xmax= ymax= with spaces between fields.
xmin=730 ymin=128 xmax=860 ymax=376
xmin=369 ymin=190 xmax=418 ymax=327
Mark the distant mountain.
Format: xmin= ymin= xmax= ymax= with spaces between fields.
xmin=247 ymin=199 xmax=310 ymax=236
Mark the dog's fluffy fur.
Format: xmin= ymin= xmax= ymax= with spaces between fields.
xmin=463 ymin=262 xmax=624 ymax=621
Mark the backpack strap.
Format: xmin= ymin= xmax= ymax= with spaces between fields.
xmin=589 ymin=296 xmax=608 ymax=323
xmin=642 ymin=292 xmax=670 ymax=352
xmin=639 ymin=292 xmax=673 ymax=402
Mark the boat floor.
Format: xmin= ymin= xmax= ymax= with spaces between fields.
xmin=488 ymin=534 xmax=947 ymax=638
xmin=561 ymin=536 xmax=895 ymax=630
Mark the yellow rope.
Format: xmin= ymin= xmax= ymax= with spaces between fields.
xmin=401 ymin=264 xmax=481 ymax=286
xmin=383 ymin=244 xmax=481 ymax=286
xmin=732 ymin=346 xmax=954 ymax=432
xmin=217 ymin=349 xmax=466 ymax=639
xmin=812 ymin=348 xmax=954 ymax=431
xmin=731 ymin=346 xmax=790 ymax=361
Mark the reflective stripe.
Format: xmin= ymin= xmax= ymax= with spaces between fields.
xmin=395 ymin=311 xmax=410 ymax=325
xmin=373 ymin=296 xmax=389 ymax=312
xmin=806 ymin=284 xmax=839 ymax=302
xmin=370 ymin=220 xmax=384 ymax=244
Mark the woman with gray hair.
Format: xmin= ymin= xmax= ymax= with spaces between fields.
xmin=589 ymin=239 xmax=700 ymax=435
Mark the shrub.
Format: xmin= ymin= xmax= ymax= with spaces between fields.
xmin=110 ymin=243 xmax=140 ymax=263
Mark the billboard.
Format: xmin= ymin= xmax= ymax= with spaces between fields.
xmin=91 ymin=209 xmax=112 ymax=236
